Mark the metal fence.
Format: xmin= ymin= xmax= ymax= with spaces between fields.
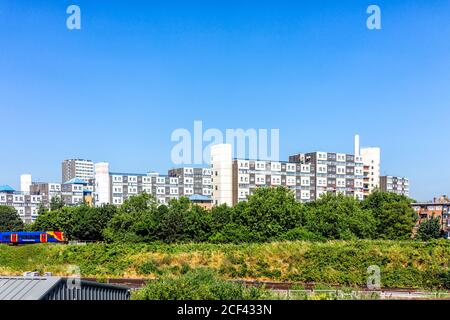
xmin=272 ymin=289 xmax=450 ymax=300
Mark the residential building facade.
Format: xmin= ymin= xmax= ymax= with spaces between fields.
xmin=0 ymin=185 xmax=40 ymax=224
xmin=360 ymin=147 xmax=381 ymax=198
xmin=289 ymin=151 xmax=365 ymax=201
xmin=232 ymin=158 xmax=315 ymax=206
xmin=95 ymin=163 xmax=212 ymax=206
xmin=412 ymin=195 xmax=450 ymax=238
xmin=29 ymin=182 xmax=62 ymax=205
xmin=380 ymin=175 xmax=410 ymax=197
xmin=62 ymin=159 xmax=95 ymax=183
xmin=211 ymin=141 xmax=365 ymax=206
xmin=168 ymin=167 xmax=212 ymax=197
xmin=61 ymin=178 xmax=94 ymax=206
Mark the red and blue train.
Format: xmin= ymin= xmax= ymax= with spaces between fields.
xmin=0 ymin=231 xmax=66 ymax=245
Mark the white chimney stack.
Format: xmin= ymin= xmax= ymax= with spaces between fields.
xmin=354 ymin=134 xmax=360 ymax=157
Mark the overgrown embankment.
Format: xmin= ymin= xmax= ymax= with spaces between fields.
xmin=0 ymin=240 xmax=449 ymax=289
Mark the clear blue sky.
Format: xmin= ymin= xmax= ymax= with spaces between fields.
xmin=1 ymin=0 xmax=449 ymax=201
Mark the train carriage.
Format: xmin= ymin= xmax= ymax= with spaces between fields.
xmin=0 ymin=231 xmax=66 ymax=244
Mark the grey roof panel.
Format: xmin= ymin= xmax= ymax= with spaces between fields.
xmin=0 ymin=277 xmax=130 ymax=300
xmin=0 ymin=277 xmax=61 ymax=300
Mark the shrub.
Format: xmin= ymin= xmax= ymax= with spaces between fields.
xmin=281 ymin=227 xmax=325 ymax=242
xmin=132 ymin=268 xmax=272 ymax=300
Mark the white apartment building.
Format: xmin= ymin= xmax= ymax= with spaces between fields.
xmin=289 ymin=151 xmax=365 ymax=201
xmin=380 ymin=175 xmax=410 ymax=197
xmin=360 ymin=147 xmax=381 ymax=196
xmin=62 ymin=159 xmax=95 ymax=183
xmin=95 ymin=163 xmax=212 ymax=206
xmin=168 ymin=167 xmax=212 ymax=197
xmin=211 ymin=142 xmax=365 ymax=207
xmin=232 ymin=158 xmax=315 ymax=205
xmin=0 ymin=185 xmax=41 ymax=224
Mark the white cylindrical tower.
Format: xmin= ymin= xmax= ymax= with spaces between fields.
xmin=211 ymin=144 xmax=233 ymax=206
xmin=20 ymin=174 xmax=32 ymax=193
xmin=94 ymin=162 xmax=111 ymax=206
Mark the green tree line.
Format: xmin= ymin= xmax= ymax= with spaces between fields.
xmin=0 ymin=187 xmax=438 ymax=242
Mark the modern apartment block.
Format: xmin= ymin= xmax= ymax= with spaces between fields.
xmin=0 ymin=173 xmax=95 ymax=224
xmin=29 ymin=182 xmax=62 ymax=205
xmin=62 ymin=159 xmax=95 ymax=183
xmin=231 ymin=158 xmax=314 ymax=206
xmin=0 ymin=185 xmax=41 ymax=224
xmin=289 ymin=151 xmax=365 ymax=201
xmin=168 ymin=167 xmax=212 ymax=197
xmin=380 ymin=175 xmax=410 ymax=197
xmin=211 ymin=141 xmax=365 ymax=206
xmin=95 ymin=163 xmax=212 ymax=206
xmin=61 ymin=178 xmax=94 ymax=206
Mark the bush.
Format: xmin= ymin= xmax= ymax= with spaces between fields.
xmin=132 ymin=268 xmax=272 ymax=300
xmin=0 ymin=206 xmax=24 ymax=231
xmin=281 ymin=227 xmax=325 ymax=242
xmin=416 ymin=216 xmax=443 ymax=241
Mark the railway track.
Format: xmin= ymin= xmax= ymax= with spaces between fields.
xmin=81 ymin=277 xmax=450 ymax=298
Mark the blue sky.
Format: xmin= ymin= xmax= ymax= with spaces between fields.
xmin=0 ymin=0 xmax=449 ymax=200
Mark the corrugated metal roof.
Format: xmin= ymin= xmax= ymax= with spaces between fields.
xmin=0 ymin=277 xmax=60 ymax=300
xmin=0 ymin=277 xmax=131 ymax=300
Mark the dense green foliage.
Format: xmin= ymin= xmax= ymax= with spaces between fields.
xmin=132 ymin=268 xmax=271 ymax=300
xmin=0 ymin=205 xmax=24 ymax=232
xmin=32 ymin=204 xmax=117 ymax=241
xmin=27 ymin=188 xmax=418 ymax=242
xmin=417 ymin=216 xmax=443 ymax=241
xmin=361 ymin=191 xmax=417 ymax=239
xmin=305 ymin=194 xmax=375 ymax=240
xmin=0 ymin=240 xmax=449 ymax=289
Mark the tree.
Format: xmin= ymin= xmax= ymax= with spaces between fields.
xmin=50 ymin=196 xmax=65 ymax=211
xmin=0 ymin=206 xmax=24 ymax=231
xmin=304 ymin=193 xmax=376 ymax=240
xmin=416 ymin=215 xmax=442 ymax=241
xmin=103 ymin=193 xmax=159 ymax=243
xmin=157 ymin=197 xmax=212 ymax=243
xmin=31 ymin=206 xmax=75 ymax=235
xmin=69 ymin=204 xmax=117 ymax=241
xmin=362 ymin=191 xmax=416 ymax=240
xmin=232 ymin=187 xmax=305 ymax=242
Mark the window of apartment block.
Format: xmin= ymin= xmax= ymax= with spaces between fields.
xmin=301 ymin=165 xmax=310 ymax=173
